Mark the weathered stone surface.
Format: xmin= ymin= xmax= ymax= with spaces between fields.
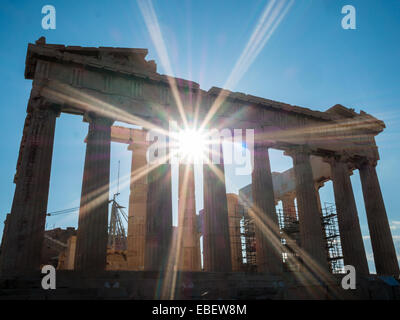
xmin=41 ymin=227 xmax=76 ymax=268
xmin=24 ymin=40 xmax=384 ymax=164
xmin=203 ymin=142 xmax=232 ymax=272
xmin=251 ymin=144 xmax=282 ymax=274
xmin=144 ymin=121 xmax=173 ymax=271
xmin=75 ymin=115 xmax=113 ymax=272
xmin=177 ymin=164 xmax=201 ymax=271
xmin=287 ymin=147 xmax=329 ymax=272
xmin=328 ymin=157 xmax=369 ymax=275
xmin=357 ymin=159 xmax=400 ymax=276
xmin=58 ymin=235 xmax=77 ymax=270
xmin=281 ymin=192 xmax=296 ymax=219
xmin=126 ymin=131 xmax=149 ymax=271
xmin=226 ymin=194 xmax=243 ymax=271
xmin=1 ymin=98 xmax=59 ymax=275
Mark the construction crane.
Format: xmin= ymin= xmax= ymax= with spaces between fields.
xmin=45 ymin=161 xmax=129 ymax=251
xmin=107 ymin=161 xmax=128 ymax=251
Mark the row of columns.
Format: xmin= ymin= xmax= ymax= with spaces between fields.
xmin=1 ymin=104 xmax=399 ymax=277
xmin=357 ymin=159 xmax=399 ymax=275
xmin=278 ymin=150 xmax=399 ymax=276
xmin=324 ymin=155 xmax=399 ymax=275
xmin=328 ymin=156 xmax=369 ymax=275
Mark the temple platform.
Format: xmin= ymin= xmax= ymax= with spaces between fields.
xmin=0 ymin=271 xmax=399 ymax=300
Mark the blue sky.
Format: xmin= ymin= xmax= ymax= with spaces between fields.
xmin=0 ymin=0 xmax=399 ymax=273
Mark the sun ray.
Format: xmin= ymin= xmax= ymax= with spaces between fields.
xmin=42 ymin=81 xmax=170 ymax=136
xmin=160 ymin=163 xmax=193 ymax=299
xmin=137 ymin=0 xmax=188 ymax=128
xmin=200 ymin=0 xmax=294 ymax=131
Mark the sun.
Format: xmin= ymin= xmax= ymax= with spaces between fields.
xmin=177 ymin=128 xmax=207 ymax=164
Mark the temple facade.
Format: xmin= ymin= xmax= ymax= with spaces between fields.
xmin=0 ymin=37 xmax=398 ymax=282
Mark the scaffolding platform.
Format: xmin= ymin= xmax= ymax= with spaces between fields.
xmin=232 ymin=201 xmax=344 ymax=274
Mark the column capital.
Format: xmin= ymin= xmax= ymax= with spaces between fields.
xmin=322 ymin=152 xmax=353 ymax=166
xmin=83 ymin=112 xmax=114 ymax=127
xmin=353 ymin=156 xmax=378 ymax=169
xmin=283 ymin=145 xmax=312 ymax=159
xmin=28 ymin=96 xmax=61 ymax=118
xmin=253 ymin=127 xmax=274 ymax=149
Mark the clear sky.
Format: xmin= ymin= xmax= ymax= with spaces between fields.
xmin=0 ymin=0 xmax=399 ymax=273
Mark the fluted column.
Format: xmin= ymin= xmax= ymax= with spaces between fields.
xmin=144 ymin=121 xmax=173 ymax=271
xmin=0 ymin=214 xmax=10 ymax=271
xmin=314 ymin=181 xmax=333 ymax=271
xmin=203 ymin=139 xmax=232 ymax=272
xmin=75 ymin=114 xmax=113 ymax=272
xmin=314 ymin=182 xmax=324 ymax=215
xmin=286 ymin=146 xmax=328 ymax=271
xmin=281 ymin=192 xmax=296 ymax=220
xmin=326 ymin=156 xmax=369 ymax=274
xmin=177 ymin=164 xmax=201 ymax=271
xmin=0 ymin=99 xmax=59 ymax=275
xmin=199 ymin=209 xmax=209 ymax=270
xmin=357 ymin=158 xmax=399 ymax=275
xmin=227 ymin=194 xmax=243 ymax=271
xmin=251 ymin=144 xmax=282 ymax=274
xmin=126 ymin=130 xmax=148 ymax=270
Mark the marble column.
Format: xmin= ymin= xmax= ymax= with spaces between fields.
xmin=178 ymin=164 xmax=201 ymax=271
xmin=327 ymin=156 xmax=369 ymax=275
xmin=357 ymin=158 xmax=399 ymax=275
xmin=144 ymin=122 xmax=173 ymax=271
xmin=203 ymin=140 xmax=232 ymax=272
xmin=199 ymin=209 xmax=209 ymax=271
xmin=314 ymin=182 xmax=332 ymax=271
xmin=227 ymin=193 xmax=243 ymax=271
xmin=75 ymin=114 xmax=113 ymax=272
xmin=286 ymin=146 xmax=328 ymax=271
xmin=251 ymin=144 xmax=282 ymax=274
xmin=0 ymin=100 xmax=59 ymax=275
xmin=0 ymin=214 xmax=10 ymax=271
xmin=314 ymin=182 xmax=324 ymax=215
xmin=126 ymin=131 xmax=148 ymax=270
xmin=281 ymin=192 xmax=296 ymax=220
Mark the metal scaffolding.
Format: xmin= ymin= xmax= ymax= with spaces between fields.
xmin=277 ymin=208 xmax=301 ymax=272
xmin=277 ymin=202 xmax=344 ymax=273
xmin=230 ymin=203 xmax=257 ymax=272
xmin=321 ymin=202 xmax=344 ymax=274
xmin=231 ymin=201 xmax=344 ymax=274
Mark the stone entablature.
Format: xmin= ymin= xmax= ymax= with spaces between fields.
xmin=24 ymin=39 xmax=383 ymax=163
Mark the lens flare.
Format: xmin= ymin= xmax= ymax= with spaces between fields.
xmin=177 ymin=128 xmax=207 ymax=163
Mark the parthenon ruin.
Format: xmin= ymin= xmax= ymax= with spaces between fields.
xmin=0 ymin=37 xmax=398 ymax=299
